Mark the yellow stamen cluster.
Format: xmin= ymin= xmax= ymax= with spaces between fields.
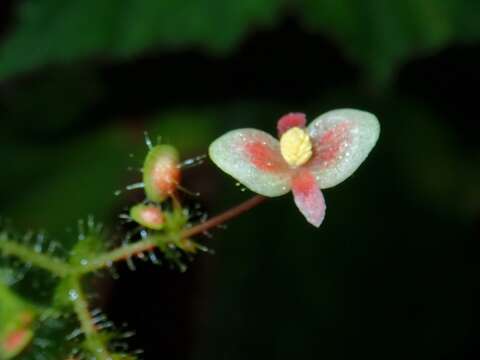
xmin=280 ymin=127 xmax=313 ymax=167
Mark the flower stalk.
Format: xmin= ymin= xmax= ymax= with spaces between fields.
xmin=0 ymin=195 xmax=267 ymax=276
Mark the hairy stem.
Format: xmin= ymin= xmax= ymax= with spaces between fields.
xmin=0 ymin=196 xmax=267 ymax=276
xmin=76 ymin=237 xmax=161 ymax=274
xmin=182 ymin=195 xmax=266 ymax=238
xmin=0 ymin=234 xmax=72 ymax=277
xmin=70 ymin=277 xmax=112 ymax=360
xmin=77 ymin=195 xmax=267 ymax=273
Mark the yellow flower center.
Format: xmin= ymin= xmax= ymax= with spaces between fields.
xmin=279 ymin=127 xmax=313 ymax=167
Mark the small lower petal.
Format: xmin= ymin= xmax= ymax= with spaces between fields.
xmin=292 ymin=170 xmax=326 ymax=227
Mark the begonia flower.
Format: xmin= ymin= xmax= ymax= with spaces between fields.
xmin=209 ymin=109 xmax=380 ymax=227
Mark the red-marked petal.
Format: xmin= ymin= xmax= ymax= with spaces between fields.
xmin=292 ymin=170 xmax=326 ymax=227
xmin=244 ymin=141 xmax=288 ymax=173
xmin=209 ymin=129 xmax=292 ymax=197
xmin=277 ymin=113 xmax=307 ymax=137
xmin=310 ymin=121 xmax=351 ymax=168
xmin=307 ymin=109 xmax=380 ymax=188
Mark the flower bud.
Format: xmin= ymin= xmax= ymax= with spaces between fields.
xmin=130 ymin=203 xmax=165 ymax=230
xmin=143 ymin=145 xmax=181 ymax=202
xmin=1 ymin=311 xmax=34 ymax=359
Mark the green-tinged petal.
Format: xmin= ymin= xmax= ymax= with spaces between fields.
xmin=307 ymin=109 xmax=380 ymax=189
xmin=209 ymin=129 xmax=292 ymax=197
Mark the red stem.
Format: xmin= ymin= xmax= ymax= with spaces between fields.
xmin=81 ymin=195 xmax=268 ymax=272
xmin=182 ymin=195 xmax=267 ymax=238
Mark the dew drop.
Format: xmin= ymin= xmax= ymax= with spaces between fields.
xmin=68 ymin=289 xmax=79 ymax=301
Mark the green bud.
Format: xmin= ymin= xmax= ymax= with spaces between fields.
xmin=143 ymin=145 xmax=181 ymax=202
xmin=0 ymin=283 xmax=36 ymax=359
xmin=130 ymin=204 xmax=165 ymax=230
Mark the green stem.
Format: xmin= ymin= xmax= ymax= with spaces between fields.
xmin=70 ymin=277 xmax=112 ymax=360
xmin=76 ymin=195 xmax=266 ymax=274
xmin=0 ymin=235 xmax=72 ymax=277
xmin=76 ymin=237 xmax=161 ymax=274
xmin=182 ymin=195 xmax=266 ymax=238
xmin=0 ymin=195 xmax=267 ymax=277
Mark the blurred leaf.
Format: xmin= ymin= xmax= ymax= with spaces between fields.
xmin=4 ymin=127 xmax=134 ymax=239
xmin=148 ymin=110 xmax=218 ymax=152
xmin=0 ymin=0 xmax=282 ymax=79
xmin=300 ymin=0 xmax=480 ymax=82
xmin=22 ymin=313 xmax=79 ymax=360
xmin=0 ymin=68 xmax=104 ymax=136
xmin=1 ymin=0 xmax=480 ymax=83
xmin=385 ymin=97 xmax=480 ymax=219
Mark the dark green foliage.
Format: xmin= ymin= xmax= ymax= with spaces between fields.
xmin=1 ymin=0 xmax=480 ymax=82
xmin=0 ymin=0 xmax=282 ymax=79
xmin=301 ymin=0 xmax=480 ymax=81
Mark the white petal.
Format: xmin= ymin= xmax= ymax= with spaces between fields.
xmin=307 ymin=109 xmax=380 ymax=188
xmin=209 ymin=129 xmax=292 ymax=197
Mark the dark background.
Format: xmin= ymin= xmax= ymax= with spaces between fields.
xmin=1 ymin=1 xmax=479 ymax=359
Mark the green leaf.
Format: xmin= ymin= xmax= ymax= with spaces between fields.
xmin=1 ymin=0 xmax=480 ymax=82
xmin=385 ymin=97 xmax=480 ymax=219
xmin=0 ymin=0 xmax=282 ymax=79
xmin=0 ymin=68 xmax=104 ymax=136
xmin=300 ymin=0 xmax=480 ymax=82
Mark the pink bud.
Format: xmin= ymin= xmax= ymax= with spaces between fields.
xmin=130 ymin=204 xmax=165 ymax=230
xmin=143 ymin=145 xmax=181 ymax=202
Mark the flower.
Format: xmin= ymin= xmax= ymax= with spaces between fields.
xmin=209 ymin=109 xmax=380 ymax=227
